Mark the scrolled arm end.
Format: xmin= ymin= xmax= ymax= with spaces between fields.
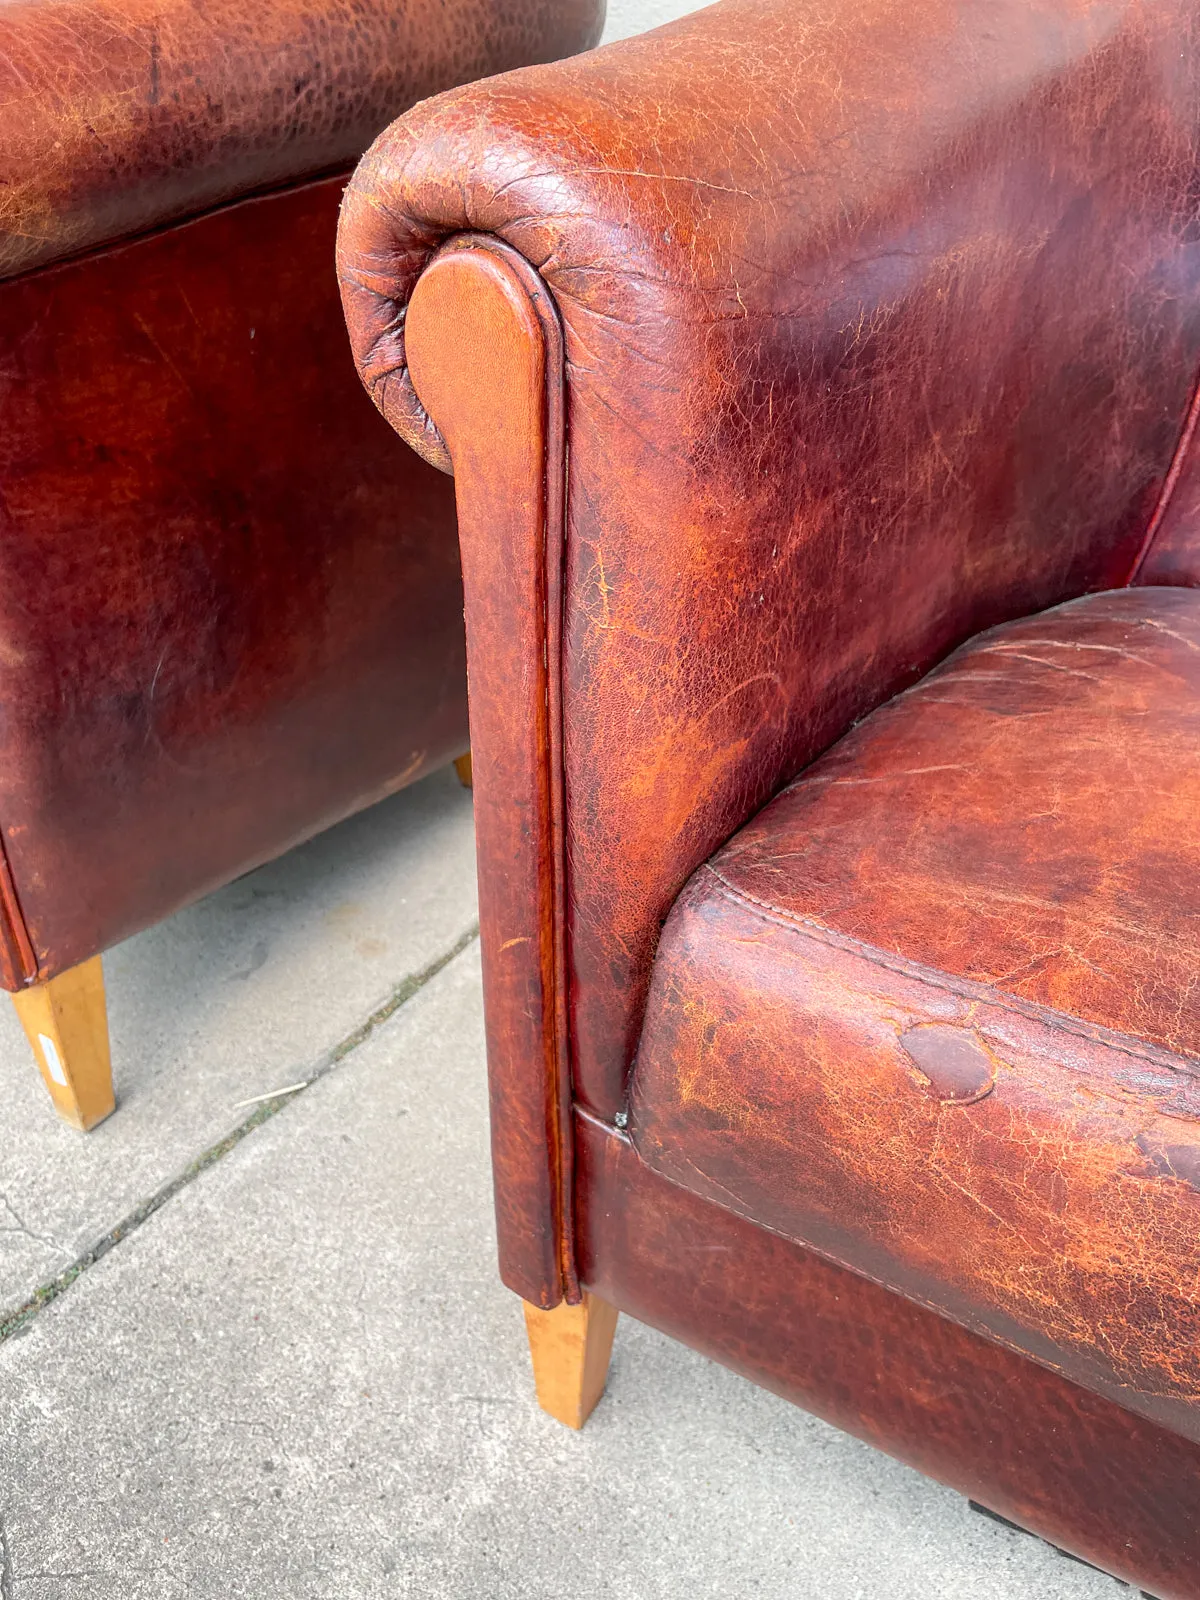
xmin=337 ymin=130 xmax=457 ymax=473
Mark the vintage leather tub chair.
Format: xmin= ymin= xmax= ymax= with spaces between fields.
xmin=339 ymin=0 xmax=1200 ymax=1592
xmin=0 ymin=0 xmax=603 ymax=1128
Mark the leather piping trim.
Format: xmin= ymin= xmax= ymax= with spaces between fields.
xmin=0 ymin=824 xmax=38 ymax=989
xmin=1127 ymin=361 xmax=1200 ymax=583
xmin=426 ymin=233 xmax=578 ymax=1302
xmin=696 ymin=867 xmax=1200 ymax=1076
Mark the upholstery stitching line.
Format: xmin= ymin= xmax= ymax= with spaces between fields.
xmin=700 ymin=866 xmax=1200 ymax=1078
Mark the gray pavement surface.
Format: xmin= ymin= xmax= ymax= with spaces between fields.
xmin=602 ymin=0 xmax=702 ymax=40
xmin=0 ymin=767 xmax=477 ymax=1313
xmin=0 ymin=765 xmax=1132 ymax=1597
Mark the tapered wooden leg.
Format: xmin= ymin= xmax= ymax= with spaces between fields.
xmin=11 ymin=955 xmax=114 ymax=1130
xmin=523 ymin=1291 xmax=618 ymax=1429
xmin=453 ymin=751 xmax=473 ymax=789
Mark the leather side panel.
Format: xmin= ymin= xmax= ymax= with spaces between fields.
xmin=0 ymin=175 xmax=468 ymax=981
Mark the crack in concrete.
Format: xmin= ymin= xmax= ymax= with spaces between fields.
xmin=16 ymin=1571 xmax=169 ymax=1582
xmin=0 ymin=1194 xmax=71 ymax=1260
xmin=0 ymin=924 xmax=479 ymax=1347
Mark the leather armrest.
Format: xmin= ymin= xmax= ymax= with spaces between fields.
xmin=340 ymin=0 xmax=1200 ymax=1118
xmin=0 ymin=0 xmax=604 ymax=280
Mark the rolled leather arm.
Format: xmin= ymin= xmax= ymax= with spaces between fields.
xmin=0 ymin=0 xmax=604 ymax=280
xmin=340 ymin=0 xmax=1200 ymax=1120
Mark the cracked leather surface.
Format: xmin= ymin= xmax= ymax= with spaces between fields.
xmin=1138 ymin=399 xmax=1200 ymax=584
xmin=340 ymin=0 xmax=1200 ymax=1121
xmin=630 ymin=587 xmax=1200 ymax=1440
xmin=0 ymin=0 xmax=604 ymax=279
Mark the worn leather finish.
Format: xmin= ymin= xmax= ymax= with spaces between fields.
xmin=576 ymin=1112 xmax=1200 ymax=1600
xmin=703 ymin=587 xmax=1200 ymax=1053
xmin=0 ymin=0 xmax=604 ymax=280
xmin=344 ymin=6 xmax=1200 ymax=1589
xmin=340 ymin=0 xmax=1200 ymax=1122
xmin=631 ymin=587 xmax=1200 ymax=1439
xmin=0 ymin=175 xmax=468 ymax=985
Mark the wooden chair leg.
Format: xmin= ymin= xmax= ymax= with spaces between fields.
xmin=11 ymin=955 xmax=114 ymax=1130
xmin=523 ymin=1291 xmax=618 ymax=1429
xmin=453 ymin=751 xmax=473 ymax=789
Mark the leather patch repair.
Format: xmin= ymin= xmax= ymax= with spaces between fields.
xmin=899 ymin=1024 xmax=997 ymax=1105
xmin=1135 ymin=1136 xmax=1200 ymax=1193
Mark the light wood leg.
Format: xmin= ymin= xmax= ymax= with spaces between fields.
xmin=11 ymin=955 xmax=114 ymax=1130
xmin=523 ymin=1291 xmax=618 ymax=1429
xmin=453 ymin=751 xmax=473 ymax=789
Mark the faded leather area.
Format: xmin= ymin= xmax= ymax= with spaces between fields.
xmin=714 ymin=587 xmax=1200 ymax=1055
xmin=0 ymin=0 xmax=604 ymax=280
xmin=340 ymin=0 xmax=1200 ymax=1122
xmin=630 ymin=588 xmax=1200 ymax=1439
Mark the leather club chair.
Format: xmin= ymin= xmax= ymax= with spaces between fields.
xmin=0 ymin=0 xmax=603 ymax=1129
xmin=339 ymin=0 xmax=1200 ymax=1593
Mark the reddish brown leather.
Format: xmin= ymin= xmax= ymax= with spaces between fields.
xmin=0 ymin=175 xmax=469 ymax=986
xmin=576 ymin=1112 xmax=1200 ymax=1600
xmin=340 ymin=0 xmax=1200 ymax=1123
xmin=631 ymin=587 xmax=1200 ymax=1439
xmin=0 ymin=0 xmax=605 ymax=281
xmin=704 ymin=587 xmax=1200 ymax=1052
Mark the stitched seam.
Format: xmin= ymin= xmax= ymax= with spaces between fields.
xmin=3 ymin=163 xmax=358 ymax=290
xmin=700 ymin=866 xmax=1200 ymax=1077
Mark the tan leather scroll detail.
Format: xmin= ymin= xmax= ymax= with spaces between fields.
xmin=406 ymin=237 xmax=573 ymax=1308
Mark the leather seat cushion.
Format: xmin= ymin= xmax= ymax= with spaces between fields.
xmin=629 ymin=586 xmax=1200 ymax=1441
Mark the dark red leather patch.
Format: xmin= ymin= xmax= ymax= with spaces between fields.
xmin=899 ymin=1026 xmax=997 ymax=1105
xmin=1136 ymin=1137 xmax=1200 ymax=1194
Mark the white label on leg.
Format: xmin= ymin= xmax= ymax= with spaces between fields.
xmin=39 ymin=1032 xmax=67 ymax=1087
